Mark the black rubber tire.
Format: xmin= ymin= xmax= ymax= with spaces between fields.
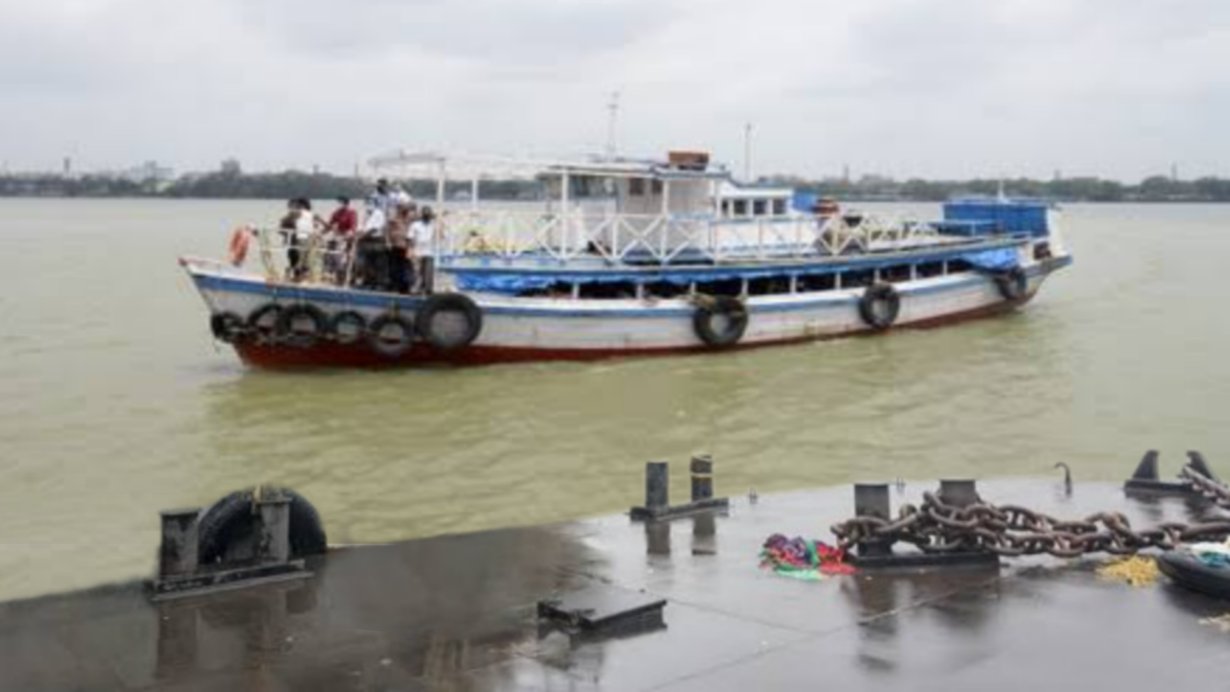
xmin=693 ymin=295 xmax=749 ymax=347
xmin=328 ymin=310 xmax=368 ymax=346
xmin=859 ymin=283 xmax=901 ymax=330
xmin=1158 ymin=550 xmax=1230 ymax=599
xmin=246 ymin=303 xmax=284 ymax=344
xmin=367 ymin=312 xmax=416 ymax=357
xmin=197 ymin=486 xmax=327 ymax=565
xmin=994 ymin=267 xmax=1028 ymax=301
xmin=275 ymin=303 xmax=328 ymax=349
xmin=209 ymin=312 xmax=246 ymax=343
xmin=415 ymin=293 xmax=483 ymax=351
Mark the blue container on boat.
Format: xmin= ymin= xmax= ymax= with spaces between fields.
xmin=942 ymin=198 xmax=1050 ymax=237
xmin=792 ymin=191 xmax=817 ymax=213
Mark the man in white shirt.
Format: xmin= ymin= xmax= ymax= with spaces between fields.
xmin=357 ymin=179 xmax=398 ymax=289
xmin=408 ymin=206 xmax=437 ymax=294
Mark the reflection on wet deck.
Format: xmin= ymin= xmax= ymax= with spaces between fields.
xmin=2 ymin=480 xmax=1228 ymax=691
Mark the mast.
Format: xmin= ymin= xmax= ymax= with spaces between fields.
xmin=743 ymin=122 xmax=753 ymax=182
xmin=605 ymin=91 xmax=620 ymax=159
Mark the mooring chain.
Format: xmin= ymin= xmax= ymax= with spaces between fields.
xmin=1178 ymin=467 xmax=1230 ymax=510
xmin=830 ymin=492 xmax=1230 ymax=559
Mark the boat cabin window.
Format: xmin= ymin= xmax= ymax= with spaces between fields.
xmin=772 ymin=199 xmax=786 ymax=215
xmin=882 ymin=265 xmax=912 ymax=283
xmin=694 ymin=279 xmax=743 ymax=297
xmin=752 ymin=200 xmax=766 ymax=216
xmin=799 ymin=274 xmax=837 ymax=292
xmin=947 ymin=259 xmax=973 ymax=274
xmin=577 ymin=281 xmax=638 ymax=299
xmin=917 ymin=261 xmax=944 ymax=279
xmin=748 ymin=276 xmax=790 ymax=296
xmin=732 ymin=200 xmax=747 ymax=217
xmin=841 ymin=270 xmax=874 ymax=288
xmin=644 ymin=281 xmax=687 ymax=299
xmin=628 ymin=178 xmax=645 ymax=196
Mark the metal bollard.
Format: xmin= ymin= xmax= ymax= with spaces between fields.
xmin=645 ymin=520 xmax=671 ymax=556
xmin=853 ymin=483 xmax=891 ymax=519
xmin=645 ymin=462 xmax=670 ymax=511
xmin=256 ymin=495 xmax=292 ymax=564
xmin=159 ymin=508 xmax=200 ymax=579
xmin=852 ymin=483 xmax=892 ymax=557
xmin=690 ymin=455 xmax=714 ymax=502
xmin=938 ymin=479 xmax=979 ymax=508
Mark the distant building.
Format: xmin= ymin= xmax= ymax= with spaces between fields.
xmin=118 ymin=160 xmax=175 ymax=183
xmin=220 ymin=158 xmax=242 ymax=176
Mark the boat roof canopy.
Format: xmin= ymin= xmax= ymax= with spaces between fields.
xmin=367 ymin=150 xmax=731 ymax=182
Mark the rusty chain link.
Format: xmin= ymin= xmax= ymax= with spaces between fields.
xmin=1178 ymin=466 xmax=1230 ymax=510
xmin=831 ymin=491 xmax=1230 ymax=559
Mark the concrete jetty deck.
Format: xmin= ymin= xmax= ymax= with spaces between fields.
xmin=3 ymin=478 xmax=1229 ymax=691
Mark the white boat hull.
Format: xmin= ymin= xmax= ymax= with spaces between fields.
xmin=181 ymin=254 xmax=1071 ymax=367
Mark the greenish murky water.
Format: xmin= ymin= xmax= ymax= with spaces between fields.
xmin=1 ymin=198 xmax=1227 ymax=600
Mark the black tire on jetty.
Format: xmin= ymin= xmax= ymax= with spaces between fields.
xmin=995 ymin=267 xmax=1029 ymax=301
xmin=859 ymin=283 xmax=901 ymax=330
xmin=415 ymin=293 xmax=483 ymax=351
xmin=209 ymin=312 xmax=247 ymax=343
xmin=328 ymin=310 xmax=368 ymax=345
xmin=693 ymin=295 xmax=749 ymax=347
xmin=196 ymin=487 xmax=327 ymax=565
xmin=246 ymin=303 xmax=284 ymax=344
xmin=367 ymin=312 xmax=416 ymax=357
xmin=275 ymin=303 xmax=328 ymax=349
xmin=1158 ymin=550 xmax=1230 ymax=599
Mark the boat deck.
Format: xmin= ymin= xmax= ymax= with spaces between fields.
xmin=3 ymin=479 xmax=1226 ymax=691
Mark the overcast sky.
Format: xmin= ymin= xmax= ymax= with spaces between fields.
xmin=3 ymin=0 xmax=1228 ymax=181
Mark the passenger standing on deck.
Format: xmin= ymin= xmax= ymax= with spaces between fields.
xmin=409 ymin=206 xmax=437 ymax=294
xmin=357 ymin=179 xmax=396 ymax=288
xmin=325 ymin=196 xmax=358 ymax=283
xmin=385 ymin=202 xmax=415 ymax=294
xmin=279 ymin=198 xmax=317 ymax=281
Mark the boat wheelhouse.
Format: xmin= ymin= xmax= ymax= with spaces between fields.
xmin=180 ymin=151 xmax=1072 ymax=368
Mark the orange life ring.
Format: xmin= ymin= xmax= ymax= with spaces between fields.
xmin=228 ymin=226 xmax=251 ymax=266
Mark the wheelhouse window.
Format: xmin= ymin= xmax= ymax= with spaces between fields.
xmin=752 ymin=200 xmax=767 ymax=216
xmin=772 ymin=199 xmax=786 ymax=215
xmin=628 ymin=178 xmax=645 ymax=196
xmin=732 ymin=199 xmax=747 ymax=216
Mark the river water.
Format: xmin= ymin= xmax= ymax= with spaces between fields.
xmin=0 ymin=199 xmax=1227 ymax=600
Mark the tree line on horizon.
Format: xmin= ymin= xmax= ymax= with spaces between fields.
xmin=2 ymin=167 xmax=1230 ymax=203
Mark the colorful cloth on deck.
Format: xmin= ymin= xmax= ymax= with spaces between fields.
xmin=760 ymin=534 xmax=856 ymax=581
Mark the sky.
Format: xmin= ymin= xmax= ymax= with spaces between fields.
xmin=2 ymin=0 xmax=1229 ymax=181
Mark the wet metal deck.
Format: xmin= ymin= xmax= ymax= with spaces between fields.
xmin=3 ymin=479 xmax=1230 ymax=691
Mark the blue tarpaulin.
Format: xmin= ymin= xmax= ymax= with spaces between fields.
xmin=959 ymin=247 xmax=1019 ymax=272
xmin=450 ymin=247 xmax=1020 ymax=294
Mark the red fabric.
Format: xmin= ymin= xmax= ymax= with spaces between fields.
xmin=329 ymin=207 xmax=358 ymax=235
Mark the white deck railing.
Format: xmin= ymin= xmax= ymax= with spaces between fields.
xmin=438 ymin=210 xmax=940 ymax=264
xmin=214 ymin=211 xmax=947 ymax=287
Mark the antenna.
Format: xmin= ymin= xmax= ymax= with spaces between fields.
xmin=605 ymin=91 xmax=620 ymax=159
xmin=743 ymin=122 xmax=753 ymax=181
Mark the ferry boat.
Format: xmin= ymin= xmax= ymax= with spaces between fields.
xmin=180 ymin=151 xmax=1072 ymax=368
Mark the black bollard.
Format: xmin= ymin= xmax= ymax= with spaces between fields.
xmin=158 ymin=509 xmax=200 ymax=579
xmin=645 ymin=461 xmax=670 ymax=510
xmin=690 ymin=455 xmax=714 ymax=502
xmin=853 ymin=483 xmax=892 ymax=558
xmin=938 ymin=479 xmax=979 ymax=508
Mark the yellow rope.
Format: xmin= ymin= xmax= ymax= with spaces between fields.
xmin=1096 ymin=555 xmax=1160 ymax=587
